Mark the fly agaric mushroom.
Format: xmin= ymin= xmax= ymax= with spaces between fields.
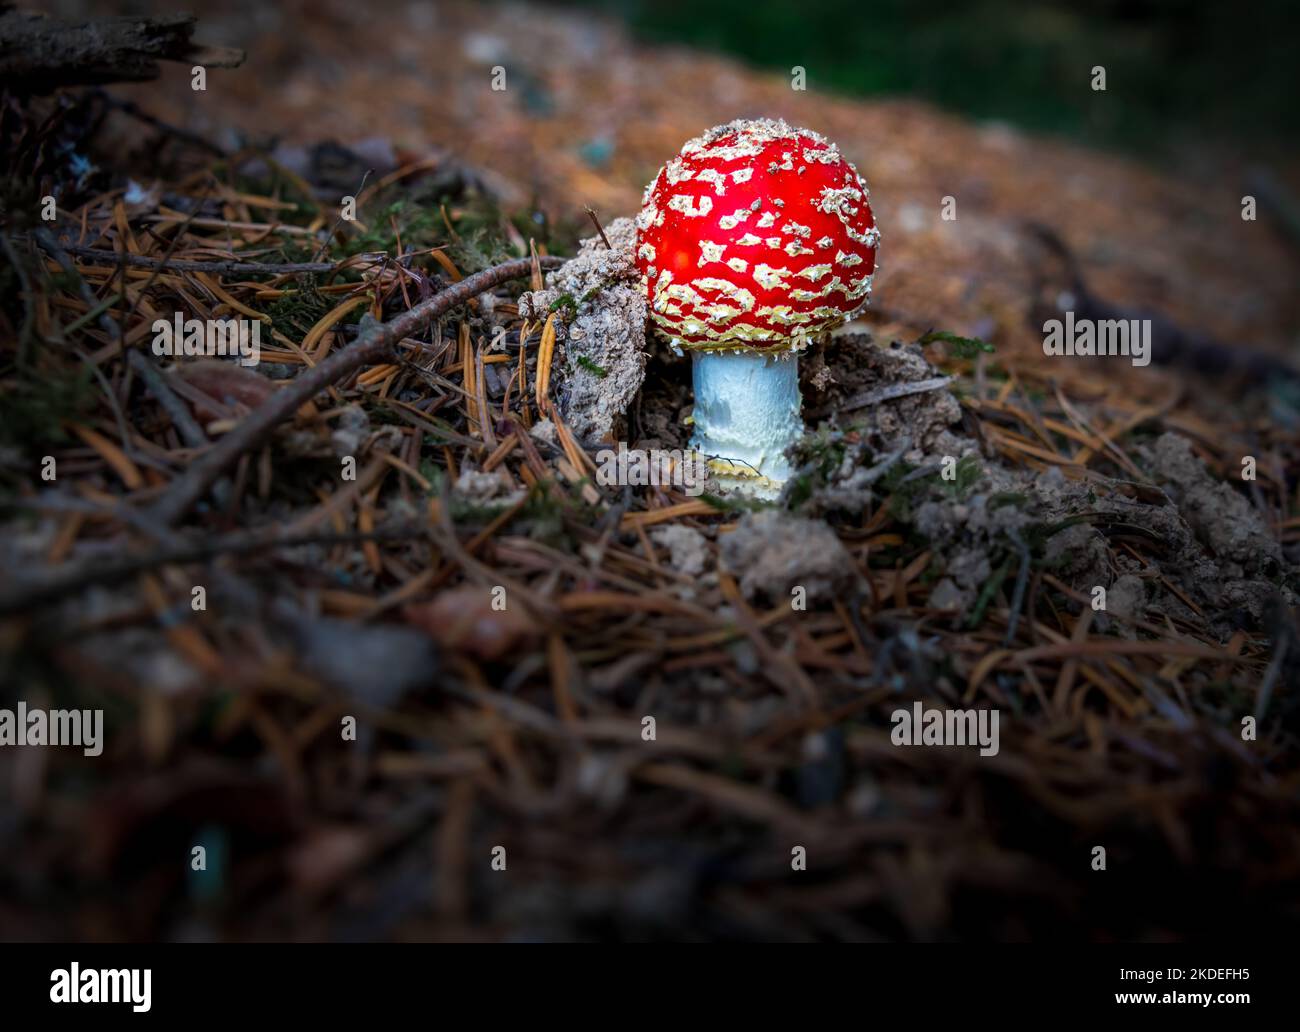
xmin=634 ymin=118 xmax=879 ymax=496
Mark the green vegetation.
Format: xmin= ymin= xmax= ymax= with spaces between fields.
xmin=920 ymin=329 xmax=995 ymax=360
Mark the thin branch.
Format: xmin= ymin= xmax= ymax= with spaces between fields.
xmin=807 ymin=376 xmax=952 ymax=421
xmin=144 ymin=255 xmax=562 ymax=527
xmin=53 ymin=243 xmax=348 ymax=276
xmin=0 ymin=521 xmax=432 ymax=616
xmin=583 ymin=206 xmax=612 ymax=249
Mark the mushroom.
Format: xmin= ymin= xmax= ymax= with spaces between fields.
xmin=634 ymin=118 xmax=879 ymax=496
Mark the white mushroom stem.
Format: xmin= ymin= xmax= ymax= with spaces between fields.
xmin=689 ymin=348 xmax=802 ymax=495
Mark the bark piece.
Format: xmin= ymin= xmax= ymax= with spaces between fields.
xmin=0 ymin=7 xmax=244 ymax=93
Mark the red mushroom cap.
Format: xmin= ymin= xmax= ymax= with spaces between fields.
xmin=635 ymin=118 xmax=879 ymax=353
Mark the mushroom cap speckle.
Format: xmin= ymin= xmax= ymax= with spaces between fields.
xmin=635 ymin=118 xmax=879 ymax=353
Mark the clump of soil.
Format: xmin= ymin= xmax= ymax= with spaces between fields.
xmin=904 ymin=443 xmax=1291 ymax=639
xmin=650 ymin=524 xmax=709 ymax=578
xmin=454 ymin=466 xmax=526 ymax=509
xmin=1145 ymin=433 xmax=1282 ymax=579
xmin=804 ymin=333 xmax=968 ymax=462
xmin=777 ymin=335 xmax=1296 ymax=639
xmin=719 ymin=510 xmax=858 ymax=605
xmin=518 ymin=217 xmax=645 ymax=443
xmin=781 ymin=332 xmax=973 ymax=519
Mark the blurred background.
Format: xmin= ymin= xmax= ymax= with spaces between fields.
xmin=560 ymin=0 xmax=1300 ymax=157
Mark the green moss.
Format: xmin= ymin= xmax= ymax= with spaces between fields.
xmin=783 ymin=474 xmax=813 ymax=510
xmin=920 ymin=329 xmax=995 ymax=360
xmin=447 ymin=225 xmax=520 ymax=276
xmin=338 ymin=198 xmax=442 ymax=259
xmin=263 ymin=278 xmax=335 ymax=341
xmin=548 ymin=293 xmax=578 ymax=318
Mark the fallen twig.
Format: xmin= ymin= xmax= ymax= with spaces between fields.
xmin=144 ymin=255 xmax=561 ymax=526
xmin=583 ymin=206 xmax=612 ymax=249
xmin=808 ymin=376 xmax=951 ymax=420
xmin=52 ymin=244 xmax=351 ymax=276
xmin=0 ymin=520 xmax=433 ymax=616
